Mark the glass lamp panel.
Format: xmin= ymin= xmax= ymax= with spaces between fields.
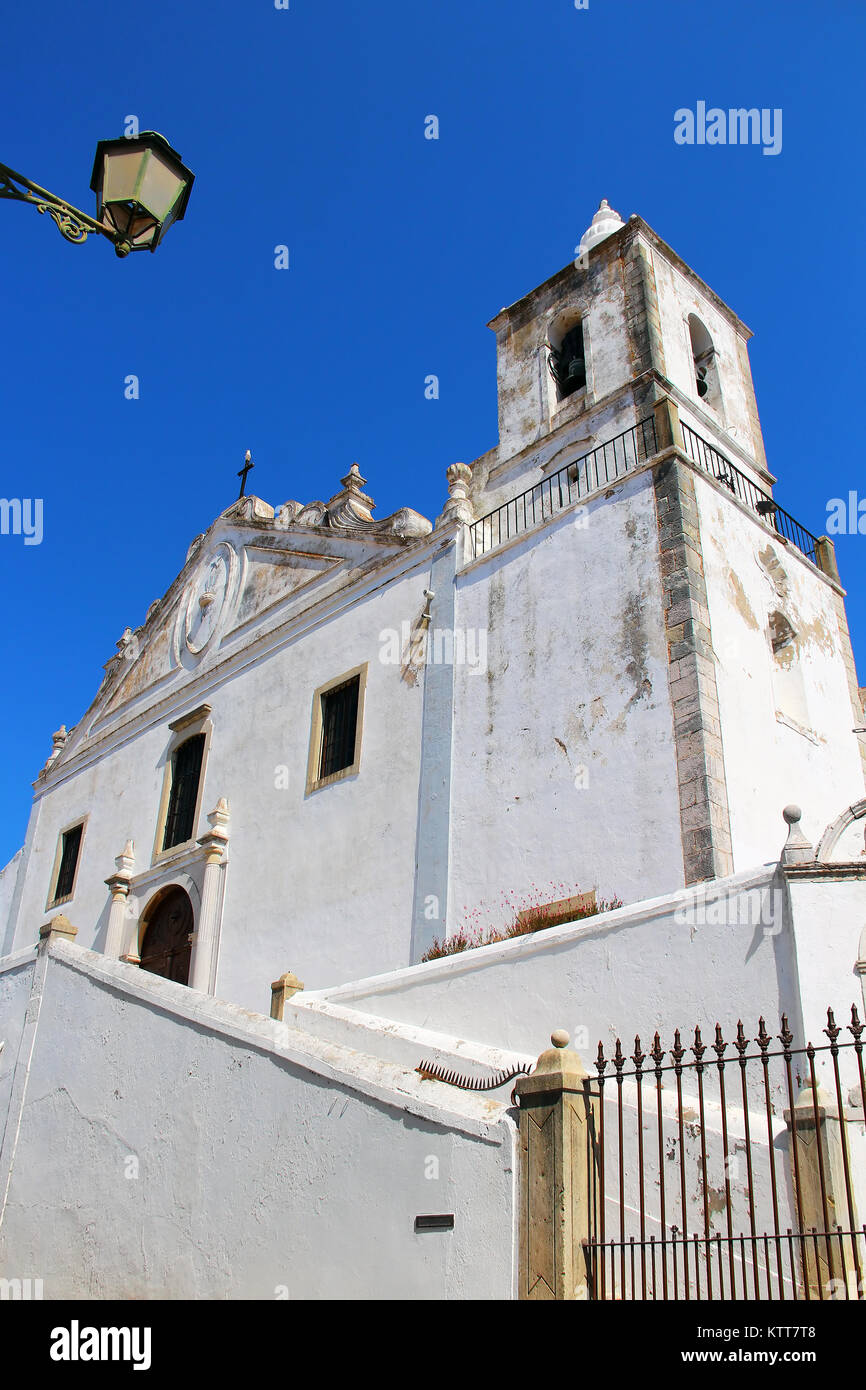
xmin=136 ymin=150 xmax=187 ymax=221
xmin=100 ymin=148 xmax=148 ymax=204
xmin=129 ymin=215 xmax=158 ymax=247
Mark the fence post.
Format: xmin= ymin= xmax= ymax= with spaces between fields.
xmin=514 ymin=1029 xmax=598 ymax=1300
xmin=270 ymin=971 xmax=304 ymax=1020
xmin=38 ymin=914 xmax=78 ymax=947
xmin=786 ymin=1082 xmax=861 ymax=1298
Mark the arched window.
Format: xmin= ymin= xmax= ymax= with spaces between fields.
xmin=688 ymin=315 xmax=721 ymax=412
xmin=548 ymin=320 xmax=586 ymax=400
xmin=162 ymin=734 xmax=205 ymax=850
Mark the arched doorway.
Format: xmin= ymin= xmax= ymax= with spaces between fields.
xmin=139 ymin=886 xmax=193 ymax=985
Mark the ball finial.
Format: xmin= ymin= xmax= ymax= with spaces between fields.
xmin=783 ymin=805 xmax=802 ymax=825
xmin=551 ymin=1029 xmax=570 ymax=1049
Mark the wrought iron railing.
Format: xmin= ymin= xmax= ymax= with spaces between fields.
xmin=467 ymin=413 xmax=821 ymax=568
xmin=680 ymin=422 xmax=819 ymax=565
xmin=468 ymin=417 xmax=658 ymax=559
xmin=584 ymin=1005 xmax=866 ymax=1301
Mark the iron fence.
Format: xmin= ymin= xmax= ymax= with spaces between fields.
xmin=584 ymin=1006 xmax=866 ymax=1301
xmin=468 ymin=417 xmax=657 ymax=559
xmin=467 ymin=412 xmax=820 ymax=570
xmin=679 ymin=422 xmax=819 ymax=565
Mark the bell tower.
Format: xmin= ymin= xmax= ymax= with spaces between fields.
xmin=450 ymin=200 xmax=865 ymax=914
xmin=486 ymin=198 xmax=770 ymax=500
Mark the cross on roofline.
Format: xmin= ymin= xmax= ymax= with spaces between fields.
xmin=237 ymin=449 xmax=254 ymax=499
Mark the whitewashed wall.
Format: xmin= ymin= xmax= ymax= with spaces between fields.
xmin=651 ymin=251 xmax=764 ymax=474
xmin=0 ymin=949 xmax=34 ymax=1132
xmin=315 ymin=868 xmax=799 ymax=1052
xmin=448 ymin=467 xmax=685 ymax=936
xmin=695 ymin=473 xmax=866 ymax=866
xmin=4 ymin=546 xmax=436 ymax=1002
xmin=0 ymin=942 xmax=516 ymax=1300
xmin=0 ymin=852 xmax=22 ymax=940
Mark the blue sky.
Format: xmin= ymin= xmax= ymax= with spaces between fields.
xmin=1 ymin=0 xmax=864 ymax=867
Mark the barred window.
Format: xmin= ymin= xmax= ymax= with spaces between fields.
xmin=52 ymin=823 xmax=83 ymax=904
xmin=162 ymin=734 xmax=205 ymax=850
xmin=319 ymin=676 xmax=360 ymax=780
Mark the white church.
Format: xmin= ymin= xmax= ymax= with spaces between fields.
xmin=1 ymin=201 xmax=864 ymax=1301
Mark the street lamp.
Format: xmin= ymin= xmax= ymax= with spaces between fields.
xmin=0 ymin=131 xmax=194 ymax=257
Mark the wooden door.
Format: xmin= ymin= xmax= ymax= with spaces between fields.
xmin=139 ymin=887 xmax=193 ymax=985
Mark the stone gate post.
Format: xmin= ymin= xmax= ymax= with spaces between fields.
xmin=514 ymin=1029 xmax=598 ymax=1300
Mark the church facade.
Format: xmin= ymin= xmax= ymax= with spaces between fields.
xmin=2 ymin=200 xmax=864 ymax=1012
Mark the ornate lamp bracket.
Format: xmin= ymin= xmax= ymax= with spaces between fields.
xmin=0 ymin=161 xmax=111 ymax=247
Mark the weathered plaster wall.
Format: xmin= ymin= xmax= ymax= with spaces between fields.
xmin=0 ymin=851 xmax=22 ymax=944
xmin=0 ymin=949 xmax=34 ymax=1135
xmin=448 ymin=467 xmax=685 ymax=934
xmin=650 ymin=245 xmax=767 ymax=478
xmin=6 ymin=558 xmax=436 ymax=1002
xmin=0 ymin=943 xmax=516 ymax=1300
xmin=695 ymin=472 xmax=866 ymax=865
xmin=317 ymin=867 xmax=803 ymax=1055
xmin=491 ymin=247 xmax=634 ymax=467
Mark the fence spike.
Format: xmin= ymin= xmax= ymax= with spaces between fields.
xmin=757 ymin=1016 xmax=771 ymax=1053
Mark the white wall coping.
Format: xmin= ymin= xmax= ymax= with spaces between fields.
xmin=286 ymin=991 xmax=536 ymax=1074
xmin=0 ymin=946 xmax=37 ymax=977
xmin=313 ymin=863 xmax=781 ymax=1003
xmin=43 ymin=939 xmax=514 ymax=1144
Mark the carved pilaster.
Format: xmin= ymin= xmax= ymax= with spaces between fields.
xmin=104 ymin=840 xmax=136 ymax=959
xmin=190 ymin=799 xmax=230 ymax=994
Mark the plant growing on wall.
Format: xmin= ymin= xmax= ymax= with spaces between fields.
xmin=421 ymin=882 xmax=622 ymax=962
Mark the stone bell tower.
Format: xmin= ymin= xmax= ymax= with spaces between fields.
xmin=450 ymin=201 xmax=864 ymax=909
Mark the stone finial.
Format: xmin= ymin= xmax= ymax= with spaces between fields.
xmin=579 ymin=198 xmax=625 ymax=256
xmin=781 ymin=805 xmax=814 ymax=866
xmin=38 ymin=725 xmax=68 ymax=778
xmin=197 ymin=797 xmax=230 ymax=866
xmin=116 ymin=839 xmax=135 ymax=872
xmin=436 ymin=461 xmax=474 ymax=528
xmin=39 ymin=914 xmax=78 ymax=945
xmin=106 ymin=839 xmax=136 ymax=894
xmin=207 ymin=798 xmax=230 ymax=834
xmin=340 ymin=463 xmax=367 ymax=494
xmin=325 ymin=464 xmax=376 ymax=528
xmin=270 ymin=971 xmax=304 ymax=1020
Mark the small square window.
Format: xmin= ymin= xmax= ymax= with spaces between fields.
xmin=49 ymin=822 xmax=84 ymax=907
xmin=306 ymin=664 xmax=367 ymax=794
xmin=319 ymin=677 xmax=360 ymax=780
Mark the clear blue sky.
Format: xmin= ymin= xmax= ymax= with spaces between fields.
xmin=2 ymin=0 xmax=864 ymax=868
